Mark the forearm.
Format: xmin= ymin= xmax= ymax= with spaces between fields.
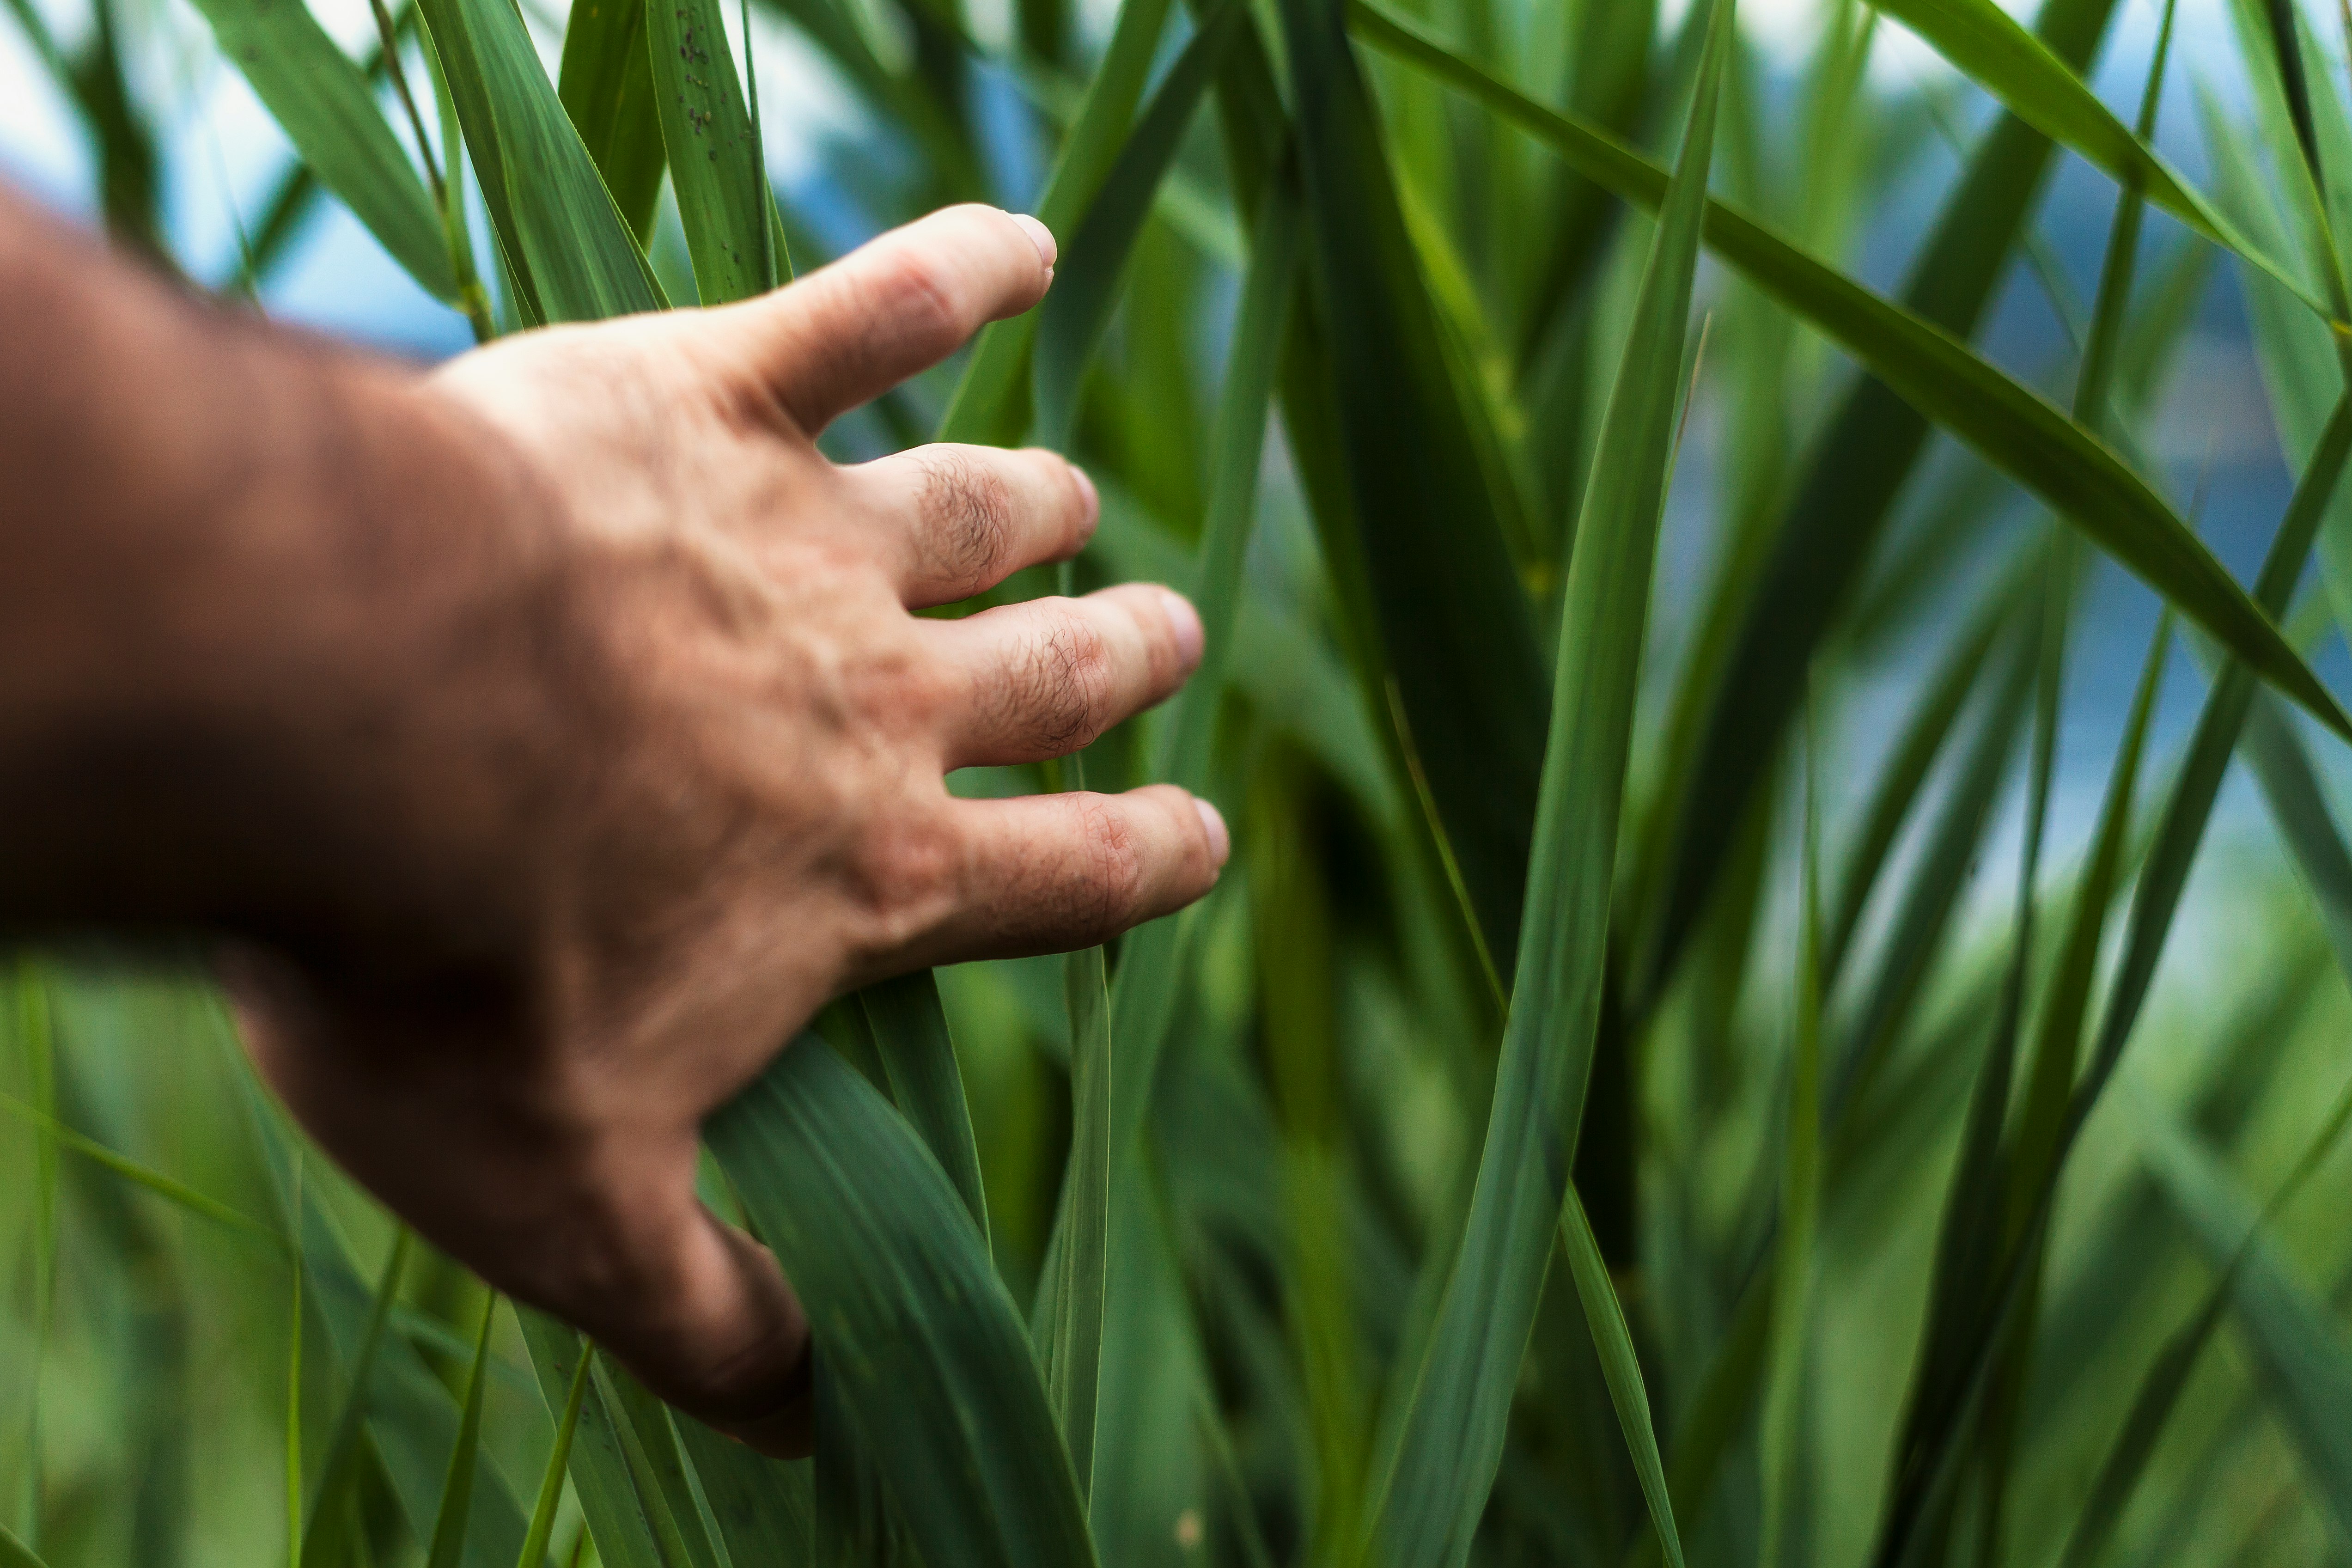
xmin=0 ymin=188 xmax=567 ymax=974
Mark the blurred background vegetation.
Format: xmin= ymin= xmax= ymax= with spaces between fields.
xmin=10 ymin=0 xmax=2352 ymax=1562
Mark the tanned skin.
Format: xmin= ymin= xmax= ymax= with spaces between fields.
xmin=0 ymin=191 xmax=1228 ymax=1455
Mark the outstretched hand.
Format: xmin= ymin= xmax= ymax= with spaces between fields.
xmin=223 ymin=206 xmax=1226 ymax=1453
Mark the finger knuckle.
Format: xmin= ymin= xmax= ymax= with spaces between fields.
xmin=868 ymin=246 xmax=964 ymax=349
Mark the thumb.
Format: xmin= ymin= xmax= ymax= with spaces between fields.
xmin=542 ymin=1159 xmax=815 ymax=1456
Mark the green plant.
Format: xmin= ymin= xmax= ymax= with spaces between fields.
xmin=12 ymin=0 xmax=2352 ymax=1562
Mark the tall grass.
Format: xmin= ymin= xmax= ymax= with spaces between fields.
xmin=10 ymin=0 xmax=2352 ymax=1562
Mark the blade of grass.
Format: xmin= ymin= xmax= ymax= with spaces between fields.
xmin=597 ymin=1360 xmax=722 ymax=1568
xmin=1032 ymin=0 xmax=1241 ymax=448
xmin=302 ymin=1228 xmax=416 ymax=1568
xmin=670 ymin=1414 xmax=813 ymax=1565
xmin=647 ymin=0 xmax=780 ymax=302
xmin=1108 ymin=171 xmax=1298 ymax=1146
xmin=0 ymin=1091 xmax=281 ymax=1242
xmin=1562 ymin=1185 xmax=1687 ymax=1568
xmin=935 ymin=0 xmax=1177 ymax=445
xmin=2242 ymin=689 xmax=2352 ymax=971
xmin=224 ymin=1023 xmax=535 ymax=1568
xmin=517 ymin=1341 xmax=591 ymax=1568
xmin=2144 ymin=1110 xmax=2352 ymax=1544
xmin=1033 ymin=935 xmax=1110 ymax=1504
xmin=286 ymin=1152 xmax=305 ymax=1568
xmin=1761 ymin=701 xmax=1826 ymax=1568
xmin=555 ymin=0 xmax=665 ymax=238
xmin=1877 ymin=538 xmax=2069 ymax=1564
xmin=1278 ymin=0 xmax=1552 ymax=975
xmin=708 ymin=1037 xmax=1097 ymax=1568
xmin=1348 ymin=0 xmax=2350 ymax=752
xmin=185 ymin=0 xmax=458 ymax=299
xmin=1357 ymin=1 xmax=1729 ymax=1559
xmin=2062 ymin=1074 xmax=2352 ymax=1567
xmin=17 ymin=967 xmax=54 ymax=1554
xmin=0 ymin=1525 xmax=47 ymax=1568
xmin=516 ymin=1309 xmax=666 ymax=1568
xmin=1864 ymin=0 xmax=2326 ymax=324
xmin=425 ymin=1295 xmax=501 ymax=1568
xmin=420 ymin=0 xmax=665 ymax=322
xmin=1823 ymin=553 xmax=2033 ymax=979
xmin=812 ymin=1346 xmax=896 ymax=1566
xmin=1831 ymin=625 xmax=2036 ymax=1121
xmin=855 ymin=972 xmax=988 ymax=1240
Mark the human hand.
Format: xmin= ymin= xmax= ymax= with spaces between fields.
xmin=224 ymin=205 xmax=1227 ymax=1454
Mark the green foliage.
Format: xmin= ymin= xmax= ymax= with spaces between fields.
xmin=19 ymin=0 xmax=2352 ymax=1563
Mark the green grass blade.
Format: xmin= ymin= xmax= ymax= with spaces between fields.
xmin=517 ymin=1342 xmax=591 ymax=1568
xmin=1865 ymin=0 xmax=2325 ymax=325
xmin=2056 ymin=1287 xmax=2231 ymax=1568
xmin=647 ymin=0 xmax=779 ymax=302
xmin=303 ymin=1228 xmax=416 ymax=1567
xmin=1107 ymin=176 xmax=1298 ymax=1148
xmin=1278 ymin=0 xmax=1551 ymax=975
xmin=15 ymin=970 xmax=53 ymax=1554
xmin=185 ymin=0 xmax=458 ymax=299
xmin=2063 ymin=1074 xmax=2352 ymax=1566
xmin=812 ymin=1349 xmax=894 ymax=1566
xmin=1761 ymin=708 xmax=1826 ymax=1568
xmin=1034 ymin=940 xmax=1110 ymax=1502
xmin=855 ymin=972 xmax=988 ymax=1241
xmin=285 ymin=1154 xmax=305 ymax=1568
xmin=1562 ymin=1185 xmax=1686 ymax=1568
xmin=596 ymin=1357 xmax=723 ymax=1568
xmin=1833 ymin=629 xmax=2035 ymax=1120
xmin=1031 ymin=0 xmax=1240 ymax=448
xmin=0 ymin=1090 xmax=281 ymax=1248
xmin=556 ymin=0 xmax=666 ymax=238
xmin=2241 ymin=690 xmax=2352 ymax=972
xmin=1349 ymin=0 xmax=2348 ymax=753
xmin=0 ymin=1524 xmax=48 ymax=1568
xmin=935 ymin=0 xmax=1176 ymax=445
xmin=1823 ymin=558 xmax=2029 ymax=978
xmin=2010 ymin=616 xmax=2167 ymax=1211
xmin=2081 ymin=394 xmax=2352 ymax=1099
xmin=420 ymin=0 xmax=665 ymax=322
xmin=425 ymin=1296 xmax=501 ymax=1568
xmin=708 ymin=1038 xmax=1097 ymax=1568
xmin=671 ymin=1415 xmax=812 ymax=1565
xmin=2144 ymin=1115 xmax=2352 ymax=1543
xmin=1357 ymin=0 xmax=1729 ymax=1558
xmin=227 ymin=1043 xmax=536 ymax=1568
xmin=516 ymin=1310 xmax=666 ymax=1568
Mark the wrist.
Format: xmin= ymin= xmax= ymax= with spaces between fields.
xmin=0 ymin=265 xmax=576 ymax=982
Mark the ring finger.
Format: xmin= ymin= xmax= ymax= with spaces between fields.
xmin=925 ymin=583 xmax=1204 ymax=769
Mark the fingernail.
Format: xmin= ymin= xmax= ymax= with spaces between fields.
xmin=1008 ymin=212 xmax=1057 ymax=271
xmin=1194 ymin=797 xmax=1231 ymax=867
xmin=1158 ymin=587 xmax=1204 ymax=671
xmin=1072 ymin=464 xmax=1100 ymax=534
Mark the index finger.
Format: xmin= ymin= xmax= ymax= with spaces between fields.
xmin=709 ymin=205 xmax=1056 ymax=434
